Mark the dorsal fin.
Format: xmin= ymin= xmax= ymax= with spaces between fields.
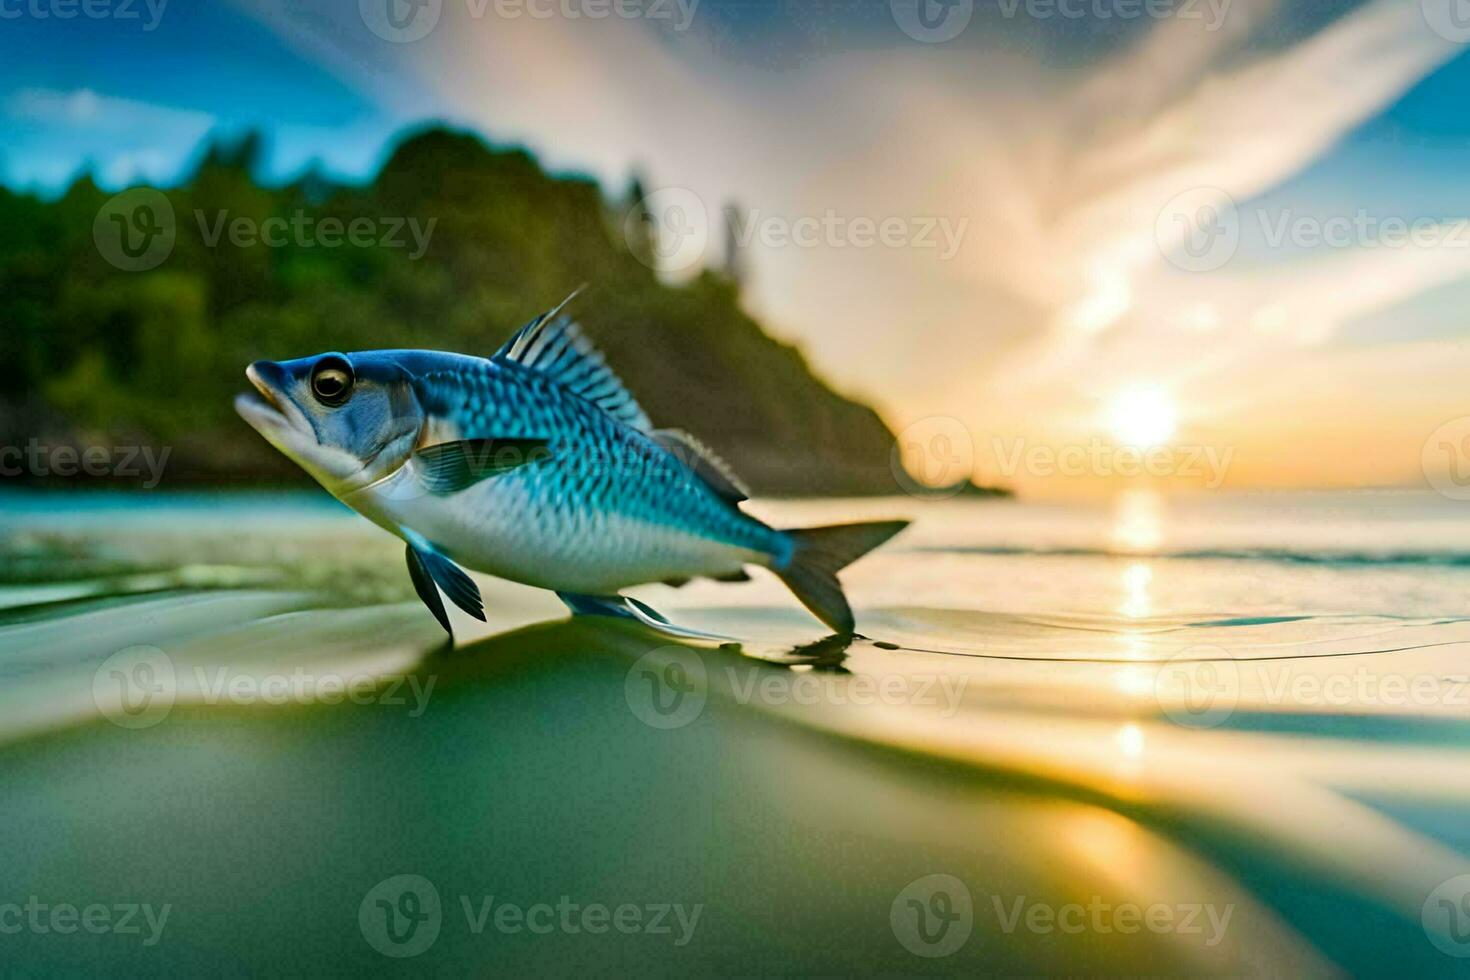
xmin=494 ymin=289 xmax=652 ymax=432
xmin=653 ymin=429 xmax=749 ymax=504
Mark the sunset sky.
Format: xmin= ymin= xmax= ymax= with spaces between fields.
xmin=5 ymin=0 xmax=1470 ymax=496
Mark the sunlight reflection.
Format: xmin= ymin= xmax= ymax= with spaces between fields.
xmin=1116 ymin=723 xmax=1145 ymax=759
xmin=1111 ymin=723 xmax=1147 ymax=783
xmin=1111 ymin=489 xmax=1164 ymax=552
xmin=1120 ymin=562 xmax=1153 ymax=619
xmin=1065 ymin=808 xmax=1144 ymax=876
xmin=1113 ymin=664 xmax=1154 ymax=697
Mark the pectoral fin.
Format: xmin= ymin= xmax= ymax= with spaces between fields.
xmin=556 ymin=592 xmax=636 ymax=619
xmin=413 ymin=438 xmax=551 ymax=495
xmin=405 ymin=542 xmax=485 ymax=633
xmin=555 ymin=591 xmax=733 ymax=641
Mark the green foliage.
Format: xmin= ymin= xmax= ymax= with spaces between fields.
xmin=0 ymin=125 xmax=974 ymax=495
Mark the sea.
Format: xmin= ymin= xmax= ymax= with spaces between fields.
xmin=2 ymin=487 xmax=1469 ymax=975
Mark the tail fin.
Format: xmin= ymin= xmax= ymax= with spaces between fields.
xmin=773 ymin=520 xmax=909 ymax=634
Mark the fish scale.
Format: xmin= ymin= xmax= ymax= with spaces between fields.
xmin=405 ymin=356 xmax=783 ymax=588
xmin=235 ymin=294 xmax=908 ymax=635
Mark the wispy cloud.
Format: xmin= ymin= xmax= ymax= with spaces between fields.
xmin=232 ymin=0 xmax=1470 ymax=491
xmin=7 ymin=88 xmax=215 ymax=134
xmin=5 ymin=88 xmax=216 ymax=188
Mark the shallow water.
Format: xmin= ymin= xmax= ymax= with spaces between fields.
xmin=2 ymin=487 xmax=1470 ymax=974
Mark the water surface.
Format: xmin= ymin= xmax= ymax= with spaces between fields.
xmin=2 ymin=488 xmax=1469 ymax=975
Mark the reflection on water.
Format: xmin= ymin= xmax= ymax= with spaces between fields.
xmin=3 ymin=489 xmax=1470 ymax=973
xmin=1111 ymin=487 xmax=1165 ymax=553
xmin=1114 ymin=722 xmax=1146 ymax=759
xmin=1119 ymin=561 xmax=1153 ymax=619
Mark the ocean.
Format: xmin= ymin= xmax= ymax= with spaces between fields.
xmin=2 ymin=487 xmax=1468 ymax=975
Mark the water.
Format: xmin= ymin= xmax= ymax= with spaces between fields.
xmin=2 ymin=488 xmax=1469 ymax=975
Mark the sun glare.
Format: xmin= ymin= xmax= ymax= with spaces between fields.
xmin=1106 ymin=386 xmax=1177 ymax=448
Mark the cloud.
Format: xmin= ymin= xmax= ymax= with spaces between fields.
xmin=231 ymin=0 xmax=1470 ymax=490
xmin=5 ymin=88 xmax=217 ymax=187
xmin=6 ymin=88 xmax=215 ymax=134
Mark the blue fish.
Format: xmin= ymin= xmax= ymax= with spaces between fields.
xmin=235 ymin=292 xmax=907 ymax=636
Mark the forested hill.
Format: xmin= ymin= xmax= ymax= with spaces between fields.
xmin=0 ymin=126 xmax=1004 ymax=497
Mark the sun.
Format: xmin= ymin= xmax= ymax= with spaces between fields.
xmin=1106 ymin=386 xmax=1177 ymax=448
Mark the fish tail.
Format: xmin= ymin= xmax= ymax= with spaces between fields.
xmin=772 ymin=520 xmax=908 ymax=634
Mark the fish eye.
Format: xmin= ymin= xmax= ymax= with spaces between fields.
xmin=311 ymin=356 xmax=355 ymax=407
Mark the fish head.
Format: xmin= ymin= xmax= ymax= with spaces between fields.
xmin=235 ymin=351 xmax=424 ymax=494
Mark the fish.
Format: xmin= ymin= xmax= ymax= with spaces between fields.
xmin=234 ymin=292 xmax=908 ymax=637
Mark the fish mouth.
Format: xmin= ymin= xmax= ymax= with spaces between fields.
xmin=235 ymin=362 xmax=298 ymax=434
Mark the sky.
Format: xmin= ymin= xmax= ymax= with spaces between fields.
xmin=4 ymin=0 xmax=1470 ymax=497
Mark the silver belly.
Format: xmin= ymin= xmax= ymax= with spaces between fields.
xmin=341 ymin=467 xmax=762 ymax=593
